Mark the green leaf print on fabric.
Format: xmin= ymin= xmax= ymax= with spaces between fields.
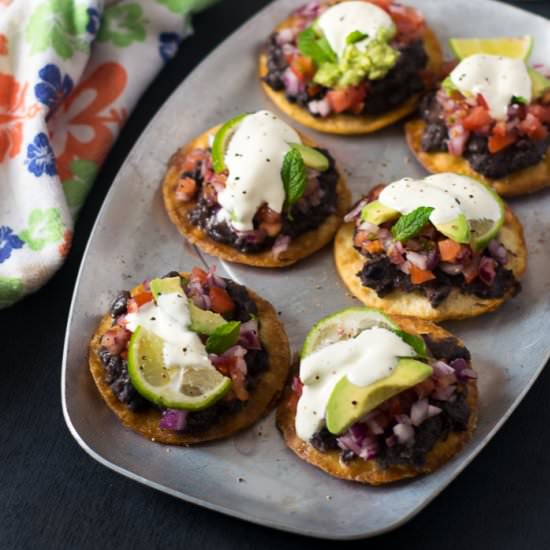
xmin=97 ymin=4 xmax=147 ymax=47
xmin=26 ymin=0 xmax=90 ymax=59
xmin=63 ymin=159 xmax=98 ymax=209
xmin=157 ymin=0 xmax=219 ymax=14
xmin=0 ymin=277 xmax=23 ymax=307
xmin=19 ymin=208 xmax=65 ymax=251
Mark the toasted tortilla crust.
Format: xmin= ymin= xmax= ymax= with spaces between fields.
xmin=258 ymin=1 xmax=443 ymax=135
xmin=276 ymin=315 xmax=478 ymax=485
xmin=334 ymin=207 xmax=527 ymax=321
xmin=162 ymin=126 xmax=351 ymax=267
xmin=89 ymin=278 xmax=290 ymax=445
xmin=405 ymin=119 xmax=550 ymax=197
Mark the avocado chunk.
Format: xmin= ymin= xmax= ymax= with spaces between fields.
xmin=434 ymin=213 xmax=470 ymax=244
xmin=325 ymin=358 xmax=433 ymax=435
xmin=150 ymin=277 xmax=182 ymax=299
xmin=528 ymin=66 xmax=550 ymax=98
xmin=188 ymin=303 xmax=226 ymax=335
xmin=289 ymin=143 xmax=329 ymax=171
xmin=360 ymin=200 xmax=399 ymax=226
xmin=150 ymin=277 xmax=226 ymax=335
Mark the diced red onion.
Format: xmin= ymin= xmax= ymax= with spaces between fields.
xmin=447 ymin=124 xmax=470 ymax=156
xmin=282 ymin=67 xmax=303 ymax=96
xmin=276 ymin=28 xmax=296 ymax=45
xmin=282 ymin=43 xmax=298 ymax=57
xmin=191 ymin=293 xmax=211 ymax=310
xmin=337 ymin=429 xmax=379 ymax=460
xmin=291 ymin=376 xmax=303 ymax=397
xmin=439 ymin=262 xmax=463 ymax=275
xmin=432 ymin=385 xmax=456 ymax=401
xmin=533 ymin=63 xmax=550 ymax=78
xmin=479 ymin=256 xmax=496 ymax=286
xmin=159 ymin=409 xmax=188 ymax=432
xmin=100 ymin=326 xmax=131 ymax=355
xmin=488 ymin=239 xmax=508 ymax=265
xmin=308 ymin=98 xmax=331 ymax=117
xmin=459 ymin=368 xmax=478 ymax=380
xmin=388 ymin=242 xmax=406 ymax=265
xmin=449 ymin=357 xmax=467 ymax=373
xmin=406 ymin=251 xmax=429 ymax=270
xmin=350 ymin=422 xmax=369 ymax=444
xmin=344 ymin=199 xmax=368 ymax=223
xmin=410 ymin=399 xmax=429 ymax=426
xmin=399 ymin=260 xmax=412 ymax=275
xmin=394 ymin=413 xmax=412 ymax=426
xmin=393 ymin=423 xmax=415 ymax=446
xmin=358 ymin=221 xmax=379 ymax=234
xmin=385 ymin=434 xmax=398 ymax=448
xmin=427 ymin=404 xmax=442 ymax=418
xmin=425 ymin=248 xmax=440 ymax=271
xmin=238 ymin=319 xmax=261 ymax=350
xmin=293 ymin=0 xmax=321 ymax=19
xmin=272 ymin=234 xmax=291 ymax=259
xmin=432 ymin=360 xmax=455 ymax=378
xmin=206 ymin=265 xmax=226 ymax=288
xmin=363 ymin=411 xmax=385 ymax=435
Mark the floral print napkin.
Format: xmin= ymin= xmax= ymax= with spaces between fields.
xmin=0 ymin=0 xmax=216 ymax=308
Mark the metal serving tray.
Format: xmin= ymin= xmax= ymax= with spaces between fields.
xmin=62 ymin=0 xmax=550 ymax=539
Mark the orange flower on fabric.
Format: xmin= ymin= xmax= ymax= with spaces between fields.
xmin=53 ymin=63 xmax=128 ymax=180
xmin=0 ymin=74 xmax=40 ymax=163
xmin=0 ymin=34 xmax=7 ymax=55
xmin=58 ymin=229 xmax=73 ymax=258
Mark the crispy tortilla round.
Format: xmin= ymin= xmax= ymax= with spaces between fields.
xmin=162 ymin=125 xmax=351 ymax=267
xmin=334 ymin=208 xmax=527 ymax=321
xmin=89 ymin=280 xmax=290 ymax=445
xmin=405 ymin=119 xmax=550 ymax=197
xmin=276 ymin=315 xmax=478 ymax=485
xmin=258 ymin=2 xmax=443 ymax=135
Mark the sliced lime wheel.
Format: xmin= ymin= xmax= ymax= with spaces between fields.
xmin=449 ymin=36 xmax=533 ymax=60
xmin=127 ymin=326 xmax=231 ymax=410
xmin=211 ymin=113 xmax=247 ymax=174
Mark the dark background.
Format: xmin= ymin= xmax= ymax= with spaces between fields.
xmin=2 ymin=2 xmax=549 ymax=549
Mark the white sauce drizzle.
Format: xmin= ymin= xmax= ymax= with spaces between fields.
xmin=295 ymin=327 xmax=415 ymax=441
xmin=317 ymin=1 xmax=394 ymax=58
xmin=450 ymin=54 xmax=532 ymax=120
xmin=125 ymin=293 xmax=213 ymax=371
xmin=217 ymin=110 xmax=300 ymax=231
xmin=378 ymin=173 xmax=500 ymax=224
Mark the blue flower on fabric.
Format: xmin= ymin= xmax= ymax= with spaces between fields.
xmin=0 ymin=226 xmax=24 ymax=264
xmin=26 ymin=133 xmax=57 ymax=177
xmin=86 ymin=7 xmax=101 ymax=35
xmin=34 ymin=64 xmax=73 ymax=112
xmin=159 ymin=32 xmax=181 ymax=63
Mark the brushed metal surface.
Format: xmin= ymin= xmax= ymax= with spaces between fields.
xmin=62 ymin=0 xmax=550 ymax=539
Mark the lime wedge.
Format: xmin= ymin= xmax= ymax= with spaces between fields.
xmin=127 ymin=326 xmax=231 ymax=410
xmin=449 ymin=36 xmax=533 ymax=61
xmin=528 ymin=67 xmax=550 ymax=98
xmin=212 ymin=113 xmax=247 ymax=174
xmin=301 ymin=307 xmax=397 ymax=359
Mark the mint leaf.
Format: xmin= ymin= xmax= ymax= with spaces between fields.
xmin=392 ymin=329 xmax=428 ymax=357
xmin=297 ymin=26 xmax=337 ymax=65
xmin=281 ymin=148 xmax=307 ymax=214
xmin=206 ymin=321 xmax=241 ymax=354
xmin=391 ymin=207 xmax=434 ymax=242
xmin=512 ymin=95 xmax=528 ymax=105
xmin=346 ymin=30 xmax=368 ymax=45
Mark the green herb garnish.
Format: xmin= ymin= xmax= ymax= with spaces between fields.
xmin=391 ymin=207 xmax=434 ymax=242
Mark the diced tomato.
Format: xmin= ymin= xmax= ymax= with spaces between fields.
xmin=182 ymin=148 xmax=208 ymax=172
xmin=386 ymin=396 xmax=403 ymax=417
xmin=488 ymin=122 xmax=517 ymax=153
xmin=528 ymin=104 xmax=550 ymax=124
xmin=133 ymin=291 xmax=153 ymax=307
xmin=476 ymin=94 xmax=489 ymax=109
xmin=229 ymin=367 xmax=249 ymax=401
xmin=190 ymin=267 xmax=208 ymax=286
xmin=291 ymin=376 xmax=303 ymax=398
xmin=438 ymin=239 xmax=462 ymax=262
xmin=326 ymin=84 xmax=367 ymax=114
xmin=354 ymin=230 xmax=371 ymax=248
xmin=290 ymin=55 xmax=315 ymax=82
xmin=439 ymin=60 xmax=458 ymax=79
xmin=462 ymin=260 xmax=479 ymax=284
xmin=209 ymin=286 xmax=235 ymax=316
xmin=520 ymin=112 xmax=549 ymax=140
xmin=259 ymin=221 xmax=283 ymax=237
xmin=175 ymin=177 xmax=197 ymax=202
xmin=126 ymin=298 xmax=138 ymax=314
xmin=307 ymin=84 xmax=321 ymax=97
xmin=257 ymin=206 xmax=283 ymax=237
xmin=365 ymin=240 xmax=384 ymax=254
xmin=409 ymin=264 xmax=436 ymax=284
xmin=100 ymin=326 xmax=131 ymax=355
xmin=462 ymin=106 xmax=492 ymax=131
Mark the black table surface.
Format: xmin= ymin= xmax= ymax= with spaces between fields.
xmin=3 ymin=1 xmax=550 ymax=549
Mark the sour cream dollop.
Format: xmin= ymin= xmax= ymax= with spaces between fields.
xmin=295 ymin=326 xmax=415 ymax=441
xmin=450 ymin=54 xmax=532 ymax=120
xmin=217 ymin=110 xmax=300 ymax=232
xmin=317 ymin=0 xmax=394 ymax=58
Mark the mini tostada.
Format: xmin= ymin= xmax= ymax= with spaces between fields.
xmin=334 ymin=173 xmax=526 ymax=321
xmin=259 ymin=0 xmax=442 ymax=134
xmin=162 ymin=110 xmax=351 ymax=266
xmin=277 ymin=306 xmax=478 ymax=484
xmin=89 ymin=267 xmax=290 ymax=444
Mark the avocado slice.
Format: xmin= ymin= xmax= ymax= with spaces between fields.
xmin=150 ymin=277 xmax=226 ymax=335
xmin=150 ymin=276 xmax=182 ymax=298
xmin=325 ymin=358 xmax=433 ymax=435
xmin=528 ymin=66 xmax=550 ymax=98
xmin=360 ymin=200 xmax=399 ymax=226
xmin=188 ymin=303 xmax=226 ymax=335
xmin=289 ymin=143 xmax=329 ymax=171
xmin=434 ymin=213 xmax=470 ymax=244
